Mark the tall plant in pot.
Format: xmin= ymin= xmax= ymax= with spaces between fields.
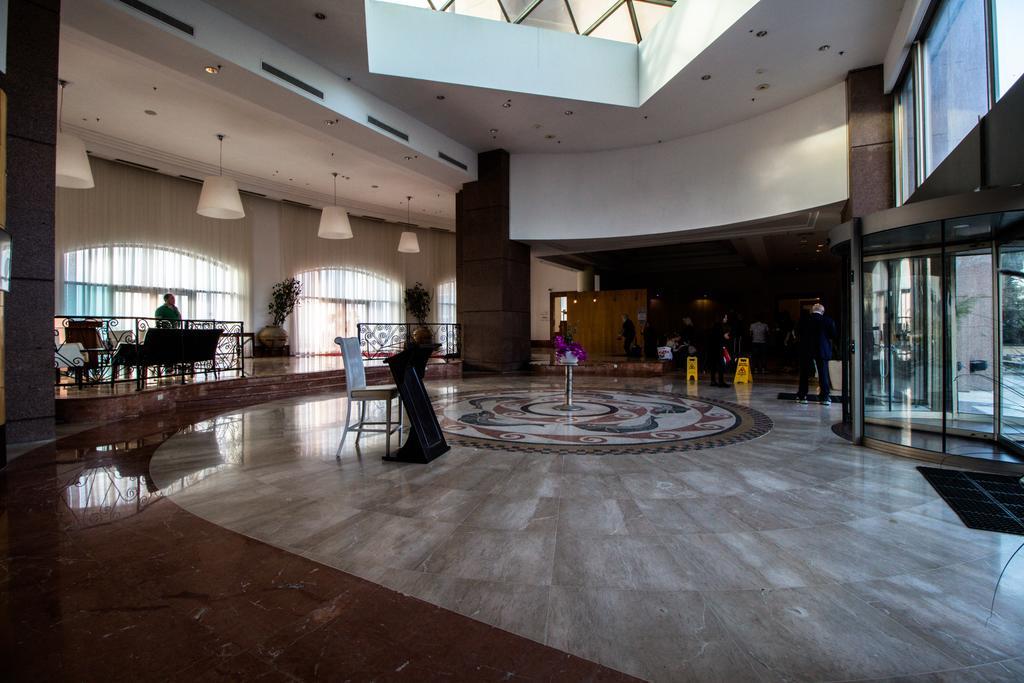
xmin=404 ymin=281 xmax=433 ymax=344
xmin=258 ymin=277 xmax=302 ymax=349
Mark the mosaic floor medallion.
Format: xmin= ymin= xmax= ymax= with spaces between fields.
xmin=435 ymin=388 xmax=772 ymax=454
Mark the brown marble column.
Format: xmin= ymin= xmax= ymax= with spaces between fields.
xmin=0 ymin=0 xmax=61 ymax=448
xmin=844 ymin=65 xmax=895 ymax=219
xmin=456 ymin=149 xmax=531 ymax=372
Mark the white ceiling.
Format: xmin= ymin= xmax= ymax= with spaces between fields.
xmin=58 ymin=0 xmax=903 ymax=236
xmin=58 ymin=29 xmax=458 ymax=228
xmin=206 ymin=0 xmax=905 ymax=153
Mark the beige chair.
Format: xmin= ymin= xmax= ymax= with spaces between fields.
xmin=335 ymin=336 xmax=402 ymax=457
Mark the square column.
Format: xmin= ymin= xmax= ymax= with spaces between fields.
xmin=456 ymin=150 xmax=530 ymax=372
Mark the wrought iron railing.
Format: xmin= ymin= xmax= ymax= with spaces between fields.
xmin=356 ymin=322 xmax=462 ymax=361
xmin=54 ymin=315 xmax=245 ymax=390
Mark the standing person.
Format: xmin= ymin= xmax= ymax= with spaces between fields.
xmin=154 ymin=292 xmax=182 ymax=328
xmin=707 ymin=313 xmax=732 ymax=387
xmin=797 ymin=303 xmax=838 ymax=405
xmin=642 ymin=320 xmax=657 ymax=359
xmin=620 ymin=314 xmax=636 ymax=357
xmin=749 ymin=317 xmax=770 ymax=373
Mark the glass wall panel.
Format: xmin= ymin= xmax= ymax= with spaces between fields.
xmin=863 ymin=254 xmax=944 ymax=451
xmin=999 ymin=240 xmax=1024 ymax=448
xmin=993 ymin=0 xmax=1024 ymax=100
xmin=945 ymin=248 xmax=994 ymax=436
xmin=923 ymin=0 xmax=989 ymax=175
xmin=896 ymin=73 xmax=917 ymax=204
xmin=863 ymin=222 xmax=941 ymax=255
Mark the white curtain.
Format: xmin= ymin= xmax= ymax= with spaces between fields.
xmin=436 ymin=278 xmax=457 ymax=324
xmin=62 ymin=244 xmax=244 ymax=321
xmin=56 ymin=158 xmax=251 ymax=323
xmin=293 ymin=267 xmax=403 ymax=355
xmin=280 ymin=205 xmax=456 ymax=354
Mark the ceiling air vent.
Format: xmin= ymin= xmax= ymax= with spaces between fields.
xmin=356 ymin=215 xmax=386 ymax=223
xmin=281 ymin=199 xmax=311 ymax=208
xmin=367 ymin=116 xmax=409 ymax=142
xmin=239 ymin=189 xmax=267 ymax=198
xmin=261 ymin=62 xmax=324 ymax=99
xmin=119 ymin=0 xmax=195 ymax=36
xmin=438 ymin=151 xmax=468 ymax=171
xmin=114 ymin=158 xmax=159 ymax=172
xmin=178 ymin=174 xmax=203 ymax=183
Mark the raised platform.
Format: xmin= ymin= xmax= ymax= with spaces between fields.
xmin=56 ymin=356 xmax=462 ymax=424
xmin=530 ymin=351 xmax=676 ymax=377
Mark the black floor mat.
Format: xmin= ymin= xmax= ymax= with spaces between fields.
xmin=918 ymin=466 xmax=1024 ymax=536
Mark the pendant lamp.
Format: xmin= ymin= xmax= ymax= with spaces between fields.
xmin=318 ymin=172 xmax=353 ymax=239
xmin=398 ymin=195 xmax=420 ymax=253
xmin=197 ymin=133 xmax=245 ymax=219
xmin=55 ymin=80 xmax=95 ymax=189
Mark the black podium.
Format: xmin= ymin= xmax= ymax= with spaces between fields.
xmin=383 ymin=344 xmax=450 ymax=464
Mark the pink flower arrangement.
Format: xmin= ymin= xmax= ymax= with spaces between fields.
xmin=554 ymin=334 xmax=588 ymax=362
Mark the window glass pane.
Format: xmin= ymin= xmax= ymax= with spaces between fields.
xmin=62 ymin=245 xmax=244 ymax=322
xmin=993 ymin=0 xmax=1024 ymax=100
xmin=923 ymin=0 xmax=989 ymax=175
xmin=897 ymin=73 xmax=917 ymax=204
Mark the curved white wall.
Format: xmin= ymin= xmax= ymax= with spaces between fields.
xmin=510 ymin=83 xmax=849 ymax=242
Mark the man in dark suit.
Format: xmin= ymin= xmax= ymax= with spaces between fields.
xmin=797 ymin=303 xmax=837 ymax=405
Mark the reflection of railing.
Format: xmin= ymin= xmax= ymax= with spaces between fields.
xmin=54 ymin=316 xmax=245 ymax=390
xmin=357 ymin=322 xmax=461 ymax=361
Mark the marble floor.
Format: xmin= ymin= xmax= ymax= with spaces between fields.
xmin=149 ymin=376 xmax=1024 ymax=682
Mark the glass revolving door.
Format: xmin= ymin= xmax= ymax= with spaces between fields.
xmin=863 ymin=253 xmax=943 ymax=447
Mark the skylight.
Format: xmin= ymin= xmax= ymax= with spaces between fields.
xmin=381 ymin=0 xmax=675 ymax=44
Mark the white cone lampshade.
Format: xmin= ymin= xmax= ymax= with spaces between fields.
xmin=397 ymin=231 xmax=420 ymax=253
xmin=56 ymin=132 xmax=94 ymax=189
xmin=197 ymin=175 xmax=245 ymax=219
xmin=318 ymin=205 xmax=353 ymax=239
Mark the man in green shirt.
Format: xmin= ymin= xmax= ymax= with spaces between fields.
xmin=154 ymin=292 xmax=182 ymax=328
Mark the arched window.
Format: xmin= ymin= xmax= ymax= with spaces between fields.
xmin=294 ymin=267 xmax=403 ymax=355
xmin=436 ymin=278 xmax=457 ymax=324
xmin=62 ymin=245 xmax=244 ymax=321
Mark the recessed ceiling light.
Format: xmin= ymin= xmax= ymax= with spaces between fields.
xmin=818 ymin=44 xmax=831 ymax=51
xmin=544 ymin=134 xmax=556 ymax=139
xmin=701 ymin=74 xmax=712 ymax=81
xmin=564 ymin=110 xmax=573 ymax=116
xmin=314 ymin=12 xmax=326 ymax=20
xmin=502 ymin=102 xmax=512 ymax=108
xmin=403 ymin=155 xmax=413 ymax=160
xmin=756 ymin=83 xmax=770 ymax=90
xmin=324 ymin=118 xmax=338 ymax=126
xmin=371 ymin=185 xmax=379 ymax=189
xmin=204 ymin=65 xmax=220 ymax=74
xmin=755 ymin=68 xmax=766 ymax=75
xmin=436 ymin=94 xmax=446 ymax=100
xmin=755 ymin=30 xmax=768 ymax=37
xmin=144 ymin=109 xmax=157 ymax=116
xmin=489 ymin=128 xmax=498 ymax=134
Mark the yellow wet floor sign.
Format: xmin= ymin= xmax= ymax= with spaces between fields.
xmin=686 ymin=356 xmax=698 ymax=382
xmin=734 ymin=357 xmax=752 ymax=384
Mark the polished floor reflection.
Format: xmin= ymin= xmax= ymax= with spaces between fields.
xmin=150 ymin=377 xmax=1024 ymax=682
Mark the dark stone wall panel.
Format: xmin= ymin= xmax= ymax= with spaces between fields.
xmin=456 ymin=149 xmax=530 ymax=373
xmin=847 ymin=67 xmax=893 ymax=149
xmin=845 ymin=65 xmax=895 ymax=219
xmin=2 ymin=0 xmax=61 ymax=446
xmin=849 ymin=142 xmax=895 ymax=218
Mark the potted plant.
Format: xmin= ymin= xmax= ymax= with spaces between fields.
xmin=257 ymin=277 xmax=302 ymax=350
xmin=554 ymin=325 xmax=587 ymax=365
xmin=404 ymin=281 xmax=433 ymax=344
